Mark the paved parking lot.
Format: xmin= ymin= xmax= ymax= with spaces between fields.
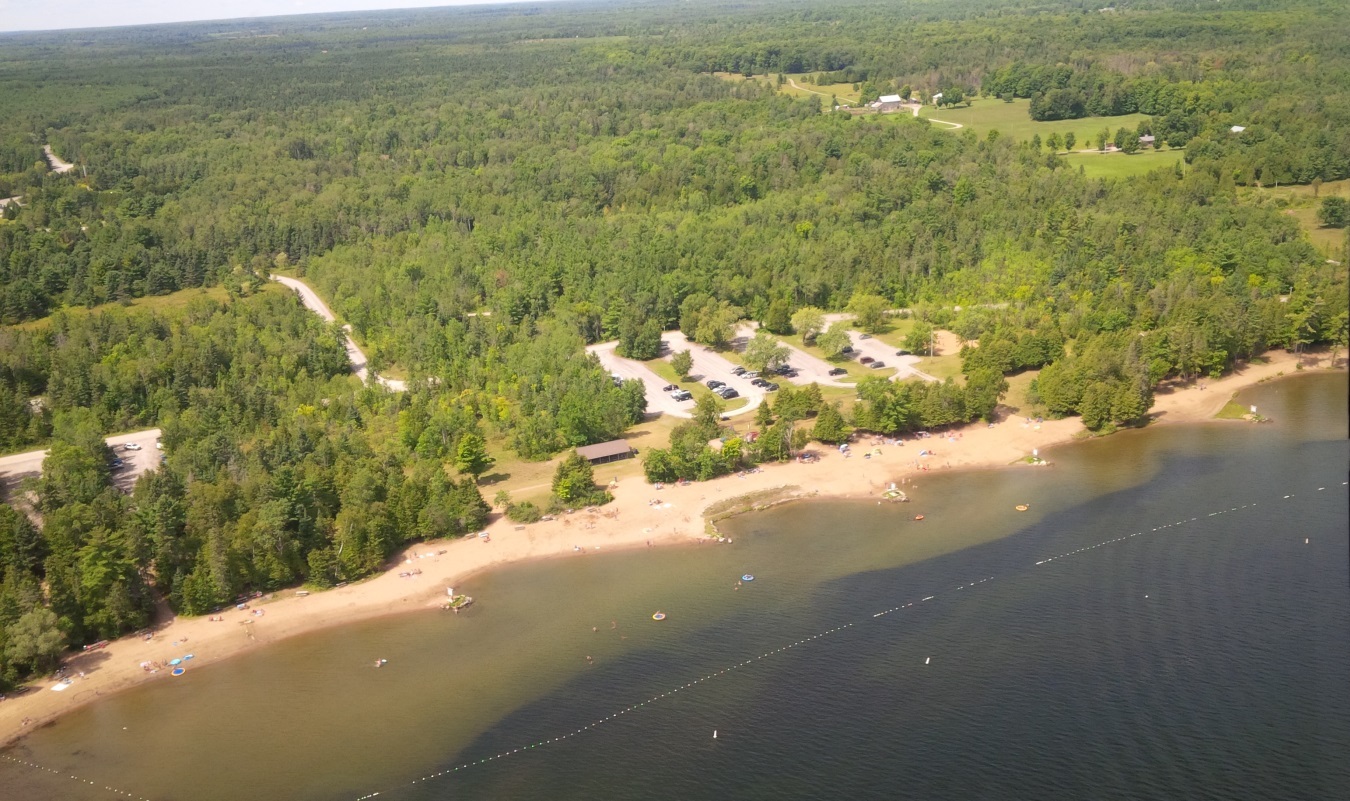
xmin=661 ymin=331 xmax=763 ymax=417
xmin=732 ymin=324 xmax=852 ymax=388
xmin=0 ymin=428 xmax=162 ymax=504
xmin=846 ymin=331 xmax=937 ymax=382
xmin=588 ymin=341 xmax=693 ymax=419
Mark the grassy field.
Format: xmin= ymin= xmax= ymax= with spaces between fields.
xmin=919 ymin=97 xmax=1151 ymax=147
xmin=12 ymin=284 xmax=237 ymax=330
xmin=1239 ymin=178 xmax=1350 ymax=259
xmin=1063 ymin=148 xmax=1186 ymax=180
xmin=715 ymin=72 xmax=863 ymax=107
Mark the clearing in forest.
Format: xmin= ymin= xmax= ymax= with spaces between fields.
xmin=1239 ymin=179 xmax=1350 ymax=259
xmin=918 ymin=97 xmax=1151 ymax=148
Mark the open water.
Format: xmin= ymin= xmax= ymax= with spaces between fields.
xmin=1 ymin=373 xmax=1346 ymax=801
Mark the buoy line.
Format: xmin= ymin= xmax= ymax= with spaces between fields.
xmin=5 ymin=481 xmax=1343 ymax=801
xmin=0 ymin=753 xmax=152 ymax=801
xmin=349 ymin=478 xmax=1346 ymax=800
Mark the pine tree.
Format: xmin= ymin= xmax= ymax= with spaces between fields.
xmin=454 ymin=433 xmax=494 ymax=481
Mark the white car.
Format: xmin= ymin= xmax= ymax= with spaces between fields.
xmin=123 ymin=443 xmax=142 ymax=451
xmin=155 ymin=439 xmax=163 ymax=450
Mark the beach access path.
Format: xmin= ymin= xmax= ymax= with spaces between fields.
xmin=272 ymin=275 xmax=406 ymax=392
xmin=1 ymin=348 xmax=1339 ymax=748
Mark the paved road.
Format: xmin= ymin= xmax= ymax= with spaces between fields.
xmin=43 ymin=145 xmax=75 ymax=173
xmin=273 ymin=275 xmax=406 ymax=391
xmin=662 ymin=331 xmax=763 ymax=417
xmin=588 ymin=341 xmax=693 ymax=419
xmin=732 ymin=323 xmax=852 ymax=388
xmin=0 ymin=428 xmax=162 ymax=504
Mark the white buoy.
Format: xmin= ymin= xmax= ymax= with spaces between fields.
xmin=1305 ymin=538 xmax=1309 ymax=544
xmin=713 ymin=730 xmax=717 ymax=739
xmin=925 ymin=657 xmax=930 ymax=665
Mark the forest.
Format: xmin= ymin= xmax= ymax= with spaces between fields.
xmin=1 ymin=0 xmax=1347 ymax=684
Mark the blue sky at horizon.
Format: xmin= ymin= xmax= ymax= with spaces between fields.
xmin=0 ymin=1 xmax=538 ymax=34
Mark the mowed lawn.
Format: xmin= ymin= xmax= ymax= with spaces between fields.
xmin=920 ymin=97 xmax=1151 ymax=147
xmin=1063 ymin=148 xmax=1186 ymax=180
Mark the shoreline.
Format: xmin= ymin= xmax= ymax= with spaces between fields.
xmin=0 ymin=349 xmax=1340 ymax=748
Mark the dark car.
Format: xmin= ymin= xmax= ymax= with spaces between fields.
xmin=706 ymin=379 xmax=725 ymax=389
xmin=110 ymin=458 xmax=125 ymax=469
xmin=840 ymin=346 xmax=854 ymax=354
xmin=896 ymin=349 xmax=911 ymax=356
xmin=860 ymin=356 xmax=875 ymax=364
xmin=774 ymin=364 xmax=793 ymax=375
xmin=828 ymin=367 xmax=847 ymax=376
xmin=869 ymin=361 xmax=887 ymax=369
xmin=718 ymin=388 xmax=739 ymax=399
xmin=662 ymin=384 xmax=678 ymax=392
xmin=731 ymin=366 xmax=747 ymax=376
xmin=764 ymin=382 xmax=780 ymax=391
xmin=751 ymin=378 xmax=768 ymax=387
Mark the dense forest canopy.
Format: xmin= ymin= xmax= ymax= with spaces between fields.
xmin=0 ymin=0 xmax=1346 ymax=685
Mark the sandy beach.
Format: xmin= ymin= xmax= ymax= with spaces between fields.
xmin=0 ymin=348 xmax=1339 ymax=747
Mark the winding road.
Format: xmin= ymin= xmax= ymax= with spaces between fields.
xmin=43 ymin=145 xmax=75 ymax=173
xmin=272 ymin=275 xmax=406 ymax=391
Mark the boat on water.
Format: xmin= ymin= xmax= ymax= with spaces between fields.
xmin=1015 ymin=504 xmax=1029 ymax=512
xmin=914 ymin=514 xmax=925 ymax=521
xmin=652 ymin=612 xmax=666 ymax=621
xmin=742 ymin=574 xmax=754 ymax=582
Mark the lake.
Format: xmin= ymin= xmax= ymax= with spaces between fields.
xmin=2 ymin=372 xmax=1346 ymax=801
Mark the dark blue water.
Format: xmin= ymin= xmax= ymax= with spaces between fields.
xmin=408 ymin=375 xmax=1350 ymax=801
xmin=2 ymin=374 xmax=1346 ymax=801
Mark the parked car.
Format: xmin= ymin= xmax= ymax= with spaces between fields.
xmin=611 ymin=374 xmax=623 ymax=387
xmin=123 ymin=442 xmax=142 ymax=451
xmin=869 ymin=361 xmax=887 ymax=369
xmin=860 ymin=356 xmax=875 ymax=364
xmin=751 ymin=378 xmax=768 ymax=387
xmin=764 ymin=382 xmax=780 ymax=391
xmin=670 ymin=389 xmax=693 ymax=401
xmin=662 ymin=384 xmax=678 ymax=392
xmin=706 ymin=379 xmax=725 ymax=389
xmin=109 ymin=458 xmax=125 ymax=469
xmin=840 ymin=346 xmax=854 ymax=354
xmin=731 ymin=366 xmax=747 ymax=376
xmin=828 ymin=367 xmax=848 ymax=376
xmin=743 ymin=371 xmax=760 ymax=379
xmin=718 ymin=388 xmax=739 ymax=399
xmin=155 ymin=438 xmax=163 ymax=450
xmin=896 ymin=349 xmax=911 ymax=356
xmin=859 ymin=333 xmax=872 ymax=339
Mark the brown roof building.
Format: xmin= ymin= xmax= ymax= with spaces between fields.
xmin=575 ymin=440 xmax=637 ymax=464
